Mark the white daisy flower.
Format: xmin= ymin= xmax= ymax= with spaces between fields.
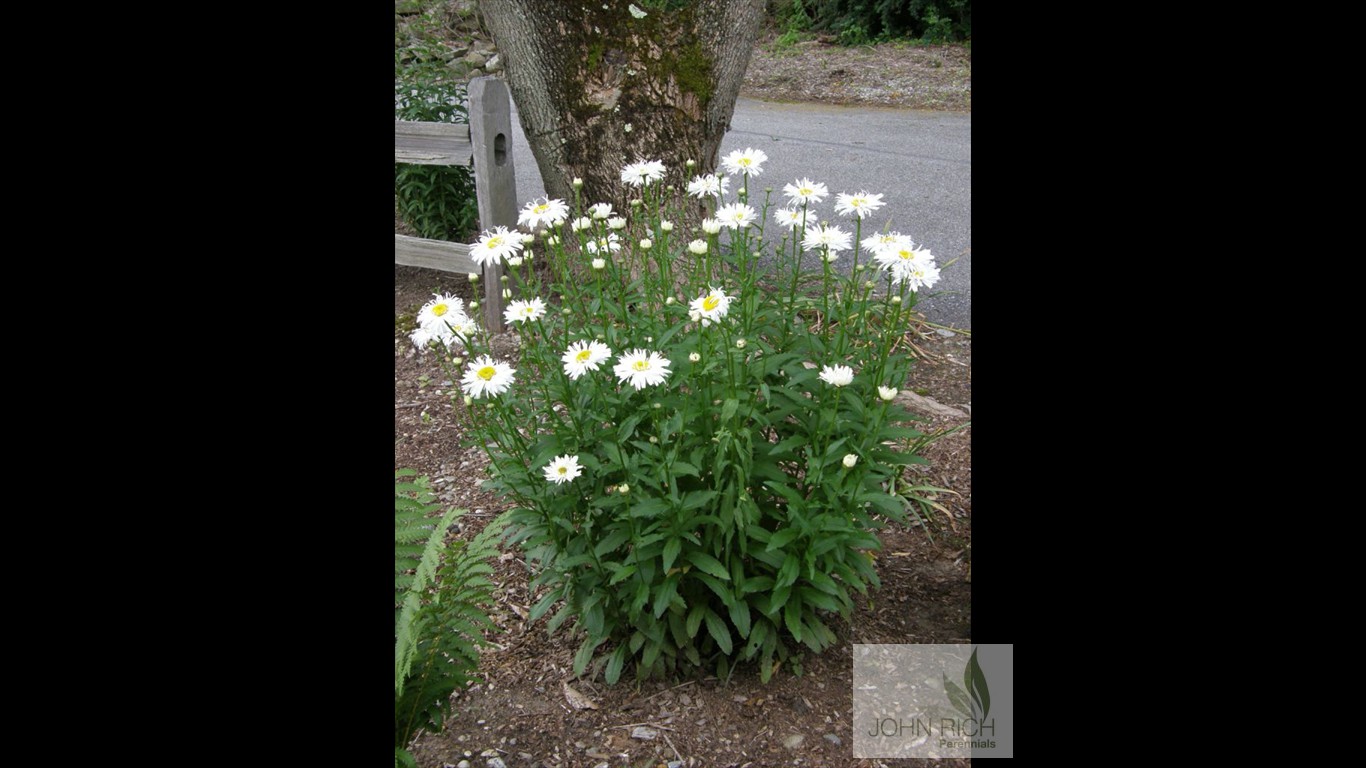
xmin=517 ymin=197 xmax=569 ymax=230
xmin=701 ymin=218 xmax=722 ymax=234
xmin=878 ymin=386 xmax=898 ymax=401
xmin=613 ymin=349 xmax=672 ymax=390
xmin=469 ymin=226 xmax=524 ymax=267
xmin=833 ymin=191 xmax=886 ymax=219
xmin=863 ymin=231 xmax=913 ymax=254
xmin=687 ymin=239 xmax=707 ymax=255
xmin=818 ymin=364 xmax=855 ymax=387
xmin=720 ymin=147 xmax=768 ymax=178
xmin=782 ymin=178 xmax=829 ymax=205
xmin=892 ymin=260 xmax=942 ymax=291
xmin=686 ymin=173 xmax=730 ymax=199
xmin=542 ymin=454 xmax=584 ymax=484
xmin=774 ymin=208 xmax=818 ymax=229
xmin=570 ymin=216 xmax=592 ymax=232
xmin=461 ymin=355 xmax=517 ymax=399
xmin=588 ymin=202 xmax=615 ymax=220
xmin=802 ymin=223 xmax=852 ymax=254
xmin=562 ymin=340 xmax=613 ymax=380
xmin=607 ymin=216 xmax=628 ymax=230
xmin=714 ymin=203 xmax=757 ymax=230
xmin=689 ymin=286 xmax=731 ymax=326
xmin=503 ymin=297 xmax=548 ymax=325
xmin=621 ymin=159 xmax=666 ymax=187
xmin=415 ymin=293 xmax=465 ymax=330
xmin=585 ymin=232 xmax=621 ymax=255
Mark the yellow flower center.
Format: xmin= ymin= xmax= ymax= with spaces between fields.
xmin=702 ymin=295 xmax=720 ymax=312
xmin=576 ymin=350 xmax=592 ymax=363
xmin=534 ymin=204 xmax=548 ymax=213
xmin=852 ymin=197 xmax=865 ymax=207
xmin=432 ymin=303 xmax=448 ymax=317
xmin=557 ymin=466 xmax=568 ymax=475
xmin=800 ymin=187 xmax=812 ymax=196
xmin=477 ymin=366 xmax=496 ymax=380
xmin=487 ymin=236 xmax=503 ymax=248
xmin=632 ymin=360 xmax=650 ymax=372
xmin=739 ymin=158 xmax=751 ymax=166
xmin=898 ymin=250 xmax=913 ymax=260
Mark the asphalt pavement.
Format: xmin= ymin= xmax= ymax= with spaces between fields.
xmin=505 ymin=97 xmax=971 ymax=330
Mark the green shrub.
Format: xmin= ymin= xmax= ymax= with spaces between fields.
xmin=394 ymin=470 xmax=506 ymax=766
xmin=773 ymin=0 xmax=971 ymax=43
xmin=412 ymin=151 xmax=957 ymax=684
xmin=395 ymin=81 xmax=480 ymax=242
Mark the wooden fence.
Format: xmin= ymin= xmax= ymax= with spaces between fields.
xmin=395 ymin=76 xmax=518 ymax=332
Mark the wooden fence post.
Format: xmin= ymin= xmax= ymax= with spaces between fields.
xmin=468 ymin=77 xmax=518 ymax=333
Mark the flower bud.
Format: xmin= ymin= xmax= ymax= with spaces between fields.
xmin=521 ymin=233 xmax=536 ymax=245
xmin=702 ymin=218 xmax=722 ymax=234
xmin=547 ymin=235 xmax=560 ymax=247
xmin=736 ymin=338 xmax=747 ymax=349
xmin=469 ymin=300 xmax=480 ymax=310
xmin=619 ymin=484 xmax=630 ymax=494
xmin=865 ymin=280 xmax=876 ymax=289
xmin=891 ymin=295 xmax=902 ymax=305
xmin=639 ymin=238 xmax=653 ymax=249
xmin=660 ymin=221 xmax=673 ymax=232
xmin=624 ymin=123 xmax=633 ymax=133
xmin=592 ymin=258 xmax=606 ymax=270
xmin=878 ymin=386 xmax=897 ymax=401
xmin=652 ymin=402 xmax=662 ymax=409
xmin=608 ymin=217 xmax=627 ymax=230
xmin=452 ymin=357 xmax=463 ymax=366
xmin=572 ymin=177 xmax=584 ymax=189
xmin=463 ymin=395 xmax=473 ymax=406
xmin=561 ymin=308 xmax=572 ymax=316
xmin=688 ymin=239 xmax=707 ymax=255
xmin=689 ymin=352 xmax=701 ymax=362
xmin=665 ymin=296 xmax=675 ymax=305
xmin=468 ymin=273 xmax=479 ymax=282
xmin=502 ymin=288 xmax=511 ymax=299
xmin=689 ymin=310 xmax=701 ymax=323
xmin=842 ymin=454 xmax=858 ymax=468
xmin=500 ymin=275 xmax=509 ymax=283
xmin=686 ymin=159 xmax=696 ymax=168
xmin=571 ymin=217 xmax=591 ymax=232
xmin=649 ymin=436 xmax=658 ymax=443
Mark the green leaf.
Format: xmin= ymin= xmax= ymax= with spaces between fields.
xmin=775 ymin=553 xmax=800 ymax=589
xmin=605 ymin=645 xmax=627 ymax=685
xmin=618 ymin=413 xmax=644 ymax=441
xmin=765 ymin=527 xmax=802 ymax=552
xmin=784 ymin=597 xmax=804 ymax=642
xmin=652 ymin=575 xmax=680 ymax=618
xmin=684 ymin=551 xmax=731 ymax=580
xmin=720 ymin=398 xmax=739 ymax=422
xmin=608 ymin=563 xmax=638 ymax=585
xmin=703 ymin=608 xmax=733 ymax=654
xmin=631 ymin=498 xmax=671 ymax=518
xmin=672 ymin=460 xmax=701 ymax=478
xmin=682 ymin=490 xmax=719 ymax=510
xmin=594 ymin=528 xmax=631 ymax=558
xmin=686 ymin=602 xmax=705 ymax=638
xmin=728 ymin=599 xmax=752 ymax=639
xmin=662 ymin=537 xmax=682 ymax=572
xmin=573 ymin=635 xmax=604 ymax=676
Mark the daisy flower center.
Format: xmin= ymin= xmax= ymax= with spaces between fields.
xmin=477 ymin=366 xmax=496 ymax=380
xmin=576 ymin=350 xmax=592 ymax=363
xmin=633 ymin=360 xmax=650 ymax=372
xmin=487 ymin=236 xmax=503 ymax=248
xmin=739 ymin=158 xmax=751 ymax=166
xmin=702 ymin=295 xmax=720 ymax=312
xmin=432 ymin=304 xmax=448 ymax=317
xmin=800 ymin=187 xmax=812 ymax=195
xmin=898 ymin=250 xmax=913 ymax=260
xmin=852 ymin=197 xmax=865 ymax=207
xmin=557 ymin=466 xmax=567 ymax=475
xmin=534 ymin=204 xmax=548 ymax=213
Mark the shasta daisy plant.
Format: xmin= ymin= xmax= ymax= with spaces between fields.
xmin=415 ymin=148 xmax=959 ymax=686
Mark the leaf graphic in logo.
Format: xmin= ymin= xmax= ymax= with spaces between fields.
xmin=965 ymin=647 xmax=990 ymax=721
xmin=943 ymin=673 xmax=974 ymax=720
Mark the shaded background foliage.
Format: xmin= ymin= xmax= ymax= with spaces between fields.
xmin=772 ymin=0 xmax=971 ymax=43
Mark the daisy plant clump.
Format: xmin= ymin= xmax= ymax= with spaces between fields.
xmin=415 ymin=149 xmax=954 ymax=684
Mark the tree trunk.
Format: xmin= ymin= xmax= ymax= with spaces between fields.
xmin=481 ymin=0 xmax=765 ymax=209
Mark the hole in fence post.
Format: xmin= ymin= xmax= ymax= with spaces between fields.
xmin=494 ymin=133 xmax=507 ymax=166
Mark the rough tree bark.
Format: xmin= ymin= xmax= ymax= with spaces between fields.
xmin=481 ymin=0 xmax=766 ymax=207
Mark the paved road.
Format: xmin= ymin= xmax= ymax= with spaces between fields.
xmin=506 ymin=97 xmax=971 ymax=330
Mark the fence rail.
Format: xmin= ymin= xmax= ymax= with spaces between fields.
xmin=395 ymin=76 xmax=517 ymax=331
